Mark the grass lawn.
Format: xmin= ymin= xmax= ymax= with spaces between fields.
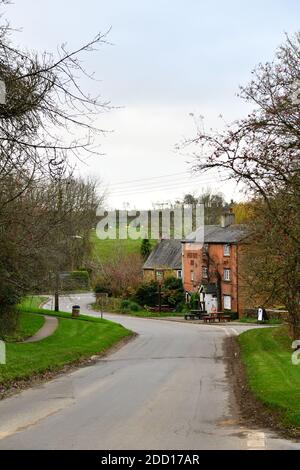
xmin=238 ymin=326 xmax=300 ymax=429
xmin=19 ymin=295 xmax=48 ymax=311
xmin=3 ymin=312 xmax=45 ymax=343
xmin=0 ymin=306 xmax=133 ymax=389
xmin=1 ymin=297 xmax=48 ymax=342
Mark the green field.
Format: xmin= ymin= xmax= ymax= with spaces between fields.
xmin=0 ymin=305 xmax=133 ymax=389
xmin=91 ymin=230 xmax=156 ymax=263
xmin=238 ymin=326 xmax=300 ymax=430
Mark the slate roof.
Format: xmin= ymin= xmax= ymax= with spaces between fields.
xmin=143 ymin=239 xmax=182 ymax=270
xmin=184 ymin=224 xmax=248 ymax=244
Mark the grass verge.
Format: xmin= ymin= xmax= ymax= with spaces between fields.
xmin=238 ymin=326 xmax=300 ymax=431
xmin=91 ymin=303 xmax=184 ymax=318
xmin=0 ymin=306 xmax=133 ymax=394
xmin=3 ymin=312 xmax=45 ymax=343
xmin=239 ymin=318 xmax=283 ymax=325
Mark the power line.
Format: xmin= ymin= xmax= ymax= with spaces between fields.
xmin=112 ymin=171 xmax=191 ymax=186
xmin=109 ymin=177 xmax=217 ymax=195
xmin=109 ymin=176 xmax=222 ymax=196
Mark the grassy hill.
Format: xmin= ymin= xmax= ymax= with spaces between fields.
xmin=91 ymin=230 xmax=156 ymax=263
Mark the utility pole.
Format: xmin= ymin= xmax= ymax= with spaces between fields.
xmin=54 ymin=271 xmax=60 ymax=312
xmin=54 ymin=179 xmax=63 ymax=313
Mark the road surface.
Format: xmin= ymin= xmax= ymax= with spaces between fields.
xmin=0 ymin=293 xmax=299 ymax=450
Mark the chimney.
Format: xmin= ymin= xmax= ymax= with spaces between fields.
xmin=220 ymin=211 xmax=235 ymax=228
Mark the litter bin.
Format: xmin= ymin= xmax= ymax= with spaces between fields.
xmin=72 ymin=305 xmax=80 ymax=318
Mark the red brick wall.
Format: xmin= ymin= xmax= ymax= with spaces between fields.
xmin=183 ymin=242 xmax=241 ymax=313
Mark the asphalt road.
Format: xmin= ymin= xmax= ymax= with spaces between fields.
xmin=0 ymin=293 xmax=299 ymax=450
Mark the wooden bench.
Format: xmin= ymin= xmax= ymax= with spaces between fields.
xmin=185 ymin=310 xmax=206 ymax=321
xmin=217 ymin=315 xmax=231 ymax=323
xmin=203 ymin=313 xmax=231 ymax=323
xmin=203 ymin=315 xmax=217 ymax=323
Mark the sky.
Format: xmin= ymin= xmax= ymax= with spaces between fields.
xmin=7 ymin=0 xmax=300 ymax=209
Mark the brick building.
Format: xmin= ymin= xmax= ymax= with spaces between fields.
xmin=143 ymin=239 xmax=182 ymax=282
xmin=182 ymin=213 xmax=248 ymax=316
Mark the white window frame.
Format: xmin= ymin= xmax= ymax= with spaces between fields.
xmin=177 ymin=270 xmax=182 ymax=279
xmin=224 ymin=268 xmax=231 ymax=282
xmin=202 ymin=266 xmax=208 ymax=279
xmin=224 ymin=244 xmax=231 ymax=257
xmin=190 ymin=271 xmax=194 ymax=282
xmin=223 ymin=295 xmax=232 ymax=311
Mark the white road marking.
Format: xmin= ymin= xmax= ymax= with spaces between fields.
xmin=247 ymin=431 xmax=266 ymax=449
xmin=230 ymin=327 xmax=239 ymax=336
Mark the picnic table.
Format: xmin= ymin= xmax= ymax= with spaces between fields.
xmin=184 ymin=310 xmax=206 ymax=321
xmin=203 ymin=313 xmax=231 ymax=323
xmin=148 ymin=305 xmax=175 ymax=313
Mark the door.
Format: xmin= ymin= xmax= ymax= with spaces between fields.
xmin=205 ymin=294 xmax=218 ymax=314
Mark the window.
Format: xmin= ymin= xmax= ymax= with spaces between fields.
xmin=190 ymin=271 xmax=194 ymax=282
xmin=190 ymin=260 xmax=195 ymax=266
xmin=224 ymin=269 xmax=231 ymax=281
xmin=224 ymin=244 xmax=231 ymax=257
xmin=202 ymin=266 xmax=208 ymax=279
xmin=177 ymin=270 xmax=182 ymax=279
xmin=224 ymin=295 xmax=232 ymax=311
xmin=156 ymin=270 xmax=163 ymax=281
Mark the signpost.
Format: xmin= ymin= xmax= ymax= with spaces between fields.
xmin=97 ymin=293 xmax=109 ymax=319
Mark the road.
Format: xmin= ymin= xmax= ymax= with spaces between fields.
xmin=0 ymin=293 xmax=299 ymax=450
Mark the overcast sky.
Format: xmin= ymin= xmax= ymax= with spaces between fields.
xmin=8 ymin=0 xmax=300 ymax=208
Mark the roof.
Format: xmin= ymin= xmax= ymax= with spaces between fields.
xmin=184 ymin=224 xmax=248 ymax=244
xmin=143 ymin=239 xmax=182 ymax=270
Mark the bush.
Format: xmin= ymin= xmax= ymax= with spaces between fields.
xmin=133 ymin=280 xmax=158 ymax=307
xmin=120 ymin=300 xmax=131 ymax=310
xmin=120 ymin=300 xmax=141 ymax=313
xmin=133 ymin=277 xmax=184 ymax=308
xmin=0 ymin=283 xmax=22 ymax=338
xmin=60 ymin=270 xmax=90 ymax=291
xmin=93 ymin=277 xmax=113 ymax=297
xmin=129 ymin=302 xmax=140 ymax=312
xmin=187 ymin=293 xmax=200 ymax=310
xmin=162 ymin=277 xmax=184 ymax=307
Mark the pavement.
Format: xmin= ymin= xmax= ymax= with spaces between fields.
xmin=0 ymin=292 xmax=299 ymax=450
xmin=23 ymin=315 xmax=58 ymax=343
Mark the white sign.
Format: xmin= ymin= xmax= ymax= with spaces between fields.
xmin=0 ymin=340 xmax=6 ymax=364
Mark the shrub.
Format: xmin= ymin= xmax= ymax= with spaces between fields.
xmin=129 ymin=302 xmax=140 ymax=312
xmin=120 ymin=300 xmax=131 ymax=310
xmin=188 ymin=293 xmax=200 ymax=310
xmin=133 ymin=280 xmax=158 ymax=307
xmin=120 ymin=300 xmax=141 ymax=313
xmin=162 ymin=277 xmax=185 ymax=307
xmin=133 ymin=277 xmax=184 ymax=308
xmin=92 ymin=252 xmax=143 ymax=298
xmin=0 ymin=283 xmax=22 ymax=338
xmin=93 ymin=276 xmax=113 ymax=297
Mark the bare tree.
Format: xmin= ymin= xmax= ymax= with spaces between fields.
xmin=183 ymin=33 xmax=300 ymax=338
xmin=0 ymin=2 xmax=110 ymax=334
